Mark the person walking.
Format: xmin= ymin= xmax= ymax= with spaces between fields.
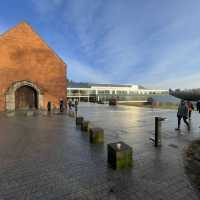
xmin=196 ymin=100 xmax=200 ymax=113
xmin=68 ymin=99 xmax=72 ymax=110
xmin=196 ymin=100 xmax=200 ymax=128
xmin=59 ymin=99 xmax=64 ymax=112
xmin=187 ymin=101 xmax=194 ymax=120
xmin=175 ymin=100 xmax=190 ymax=131
xmin=74 ymin=99 xmax=78 ymax=117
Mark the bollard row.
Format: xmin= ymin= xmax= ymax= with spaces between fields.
xmin=75 ymin=116 xmax=104 ymax=144
xmin=69 ymin=115 xmax=165 ymax=170
xmin=74 ymin=115 xmax=133 ymax=170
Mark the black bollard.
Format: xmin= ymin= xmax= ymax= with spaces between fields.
xmin=47 ymin=101 xmax=51 ymax=112
xmin=155 ymin=117 xmax=166 ymax=147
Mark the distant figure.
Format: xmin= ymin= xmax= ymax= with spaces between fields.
xmin=175 ymin=100 xmax=190 ymax=131
xmin=60 ymin=99 xmax=64 ymax=112
xmin=68 ymin=99 xmax=72 ymax=110
xmin=187 ymin=101 xmax=194 ymax=120
xmin=196 ymin=100 xmax=200 ymax=113
xmin=74 ymin=99 xmax=79 ymax=117
xmin=71 ymin=99 xmax=75 ymax=107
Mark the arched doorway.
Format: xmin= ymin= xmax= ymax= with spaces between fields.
xmin=15 ymin=86 xmax=38 ymax=110
xmin=5 ymin=80 xmax=44 ymax=111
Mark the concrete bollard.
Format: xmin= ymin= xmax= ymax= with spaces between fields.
xmin=26 ymin=110 xmax=34 ymax=116
xmin=76 ymin=116 xmax=84 ymax=126
xmin=89 ymin=127 xmax=104 ymax=144
xmin=107 ymin=141 xmax=133 ymax=170
xmin=68 ymin=111 xmax=75 ymax=118
xmin=81 ymin=120 xmax=90 ymax=132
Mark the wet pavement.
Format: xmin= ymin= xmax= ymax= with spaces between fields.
xmin=0 ymin=103 xmax=200 ymax=200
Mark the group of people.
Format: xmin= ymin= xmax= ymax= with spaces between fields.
xmin=68 ymin=99 xmax=79 ymax=116
xmin=175 ymin=100 xmax=198 ymax=131
xmin=47 ymin=99 xmax=79 ymax=115
xmin=47 ymin=100 xmax=65 ymax=112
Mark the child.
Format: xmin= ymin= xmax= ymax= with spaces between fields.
xmin=187 ymin=101 xmax=194 ymax=120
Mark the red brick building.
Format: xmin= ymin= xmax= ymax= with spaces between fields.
xmin=0 ymin=22 xmax=67 ymax=112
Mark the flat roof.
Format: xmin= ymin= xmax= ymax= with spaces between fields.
xmin=68 ymin=82 xmax=138 ymax=88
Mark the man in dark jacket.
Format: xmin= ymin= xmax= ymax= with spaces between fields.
xmin=175 ymin=100 xmax=190 ymax=131
xmin=60 ymin=99 xmax=64 ymax=112
xmin=74 ymin=100 xmax=78 ymax=117
xmin=196 ymin=100 xmax=200 ymax=113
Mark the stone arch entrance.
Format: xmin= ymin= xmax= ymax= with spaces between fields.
xmin=5 ymin=81 xmax=43 ymax=111
xmin=15 ymin=85 xmax=38 ymax=110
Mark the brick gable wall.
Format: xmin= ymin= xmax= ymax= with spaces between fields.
xmin=0 ymin=22 xmax=67 ymax=111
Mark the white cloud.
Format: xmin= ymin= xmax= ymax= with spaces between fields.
xmin=66 ymin=57 xmax=110 ymax=83
xmin=31 ymin=0 xmax=200 ymax=88
xmin=149 ymin=73 xmax=200 ymax=90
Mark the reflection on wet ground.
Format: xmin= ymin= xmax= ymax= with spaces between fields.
xmin=79 ymin=103 xmax=200 ymax=141
xmin=0 ymin=103 xmax=199 ymax=200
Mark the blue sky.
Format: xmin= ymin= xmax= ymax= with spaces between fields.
xmin=1 ymin=0 xmax=200 ymax=89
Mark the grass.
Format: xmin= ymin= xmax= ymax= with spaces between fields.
xmin=184 ymin=140 xmax=200 ymax=191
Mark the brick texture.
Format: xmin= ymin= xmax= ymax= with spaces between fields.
xmin=0 ymin=22 xmax=67 ymax=111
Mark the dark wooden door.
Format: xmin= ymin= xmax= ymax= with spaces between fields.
xmin=15 ymin=86 xmax=37 ymax=109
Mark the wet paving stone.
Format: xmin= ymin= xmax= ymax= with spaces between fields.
xmin=0 ymin=103 xmax=199 ymax=199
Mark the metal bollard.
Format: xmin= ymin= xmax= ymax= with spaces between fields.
xmin=47 ymin=101 xmax=51 ymax=112
xmin=155 ymin=117 xmax=166 ymax=147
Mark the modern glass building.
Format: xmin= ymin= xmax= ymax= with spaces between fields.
xmin=67 ymin=82 xmax=168 ymax=102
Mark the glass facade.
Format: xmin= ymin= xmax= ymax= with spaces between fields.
xmin=67 ymin=86 xmax=168 ymax=102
